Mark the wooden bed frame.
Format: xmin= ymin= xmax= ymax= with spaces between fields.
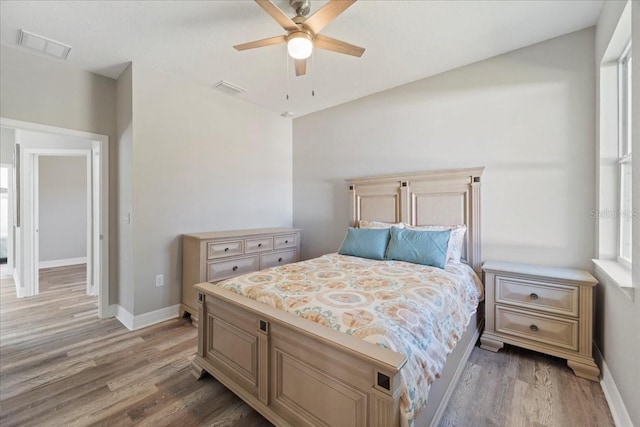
xmin=192 ymin=167 xmax=485 ymax=427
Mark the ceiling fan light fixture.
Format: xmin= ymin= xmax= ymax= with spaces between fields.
xmin=287 ymin=32 xmax=313 ymax=59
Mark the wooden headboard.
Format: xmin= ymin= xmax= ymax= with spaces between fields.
xmin=346 ymin=167 xmax=484 ymax=273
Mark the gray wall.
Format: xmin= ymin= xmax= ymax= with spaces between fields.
xmin=38 ymin=156 xmax=87 ymax=262
xmin=594 ymin=1 xmax=640 ymax=425
xmin=127 ymin=64 xmax=292 ymax=315
xmin=116 ymin=64 xmax=134 ymax=313
xmin=0 ymin=45 xmax=118 ymax=304
xmin=293 ymin=28 xmax=596 ymax=271
xmin=0 ymin=45 xmax=294 ymax=317
xmin=0 ymin=127 xmax=15 ymax=165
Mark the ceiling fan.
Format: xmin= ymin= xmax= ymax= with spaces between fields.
xmin=234 ymin=0 xmax=365 ymax=77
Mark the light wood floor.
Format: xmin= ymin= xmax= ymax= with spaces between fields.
xmin=0 ymin=266 xmax=614 ymax=427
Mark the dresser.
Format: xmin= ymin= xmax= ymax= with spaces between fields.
xmin=480 ymin=261 xmax=600 ymax=381
xmin=182 ymin=227 xmax=301 ymax=325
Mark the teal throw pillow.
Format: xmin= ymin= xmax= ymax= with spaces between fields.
xmin=338 ymin=228 xmax=390 ymax=261
xmin=386 ymin=226 xmax=450 ymax=269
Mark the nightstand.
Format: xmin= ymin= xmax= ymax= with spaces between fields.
xmin=480 ymin=261 xmax=600 ymax=381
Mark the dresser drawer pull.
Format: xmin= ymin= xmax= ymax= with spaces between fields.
xmin=258 ymin=243 xmax=263 ymax=247
xmin=530 ymin=293 xmax=539 ymax=300
xmin=529 ymin=324 xmax=539 ymax=332
xmin=278 ymin=257 xmax=283 ymax=262
xmin=232 ymin=266 xmax=238 ymax=271
xmin=224 ymin=247 xmax=229 ymax=252
xmin=285 ymin=240 xmax=289 ymax=244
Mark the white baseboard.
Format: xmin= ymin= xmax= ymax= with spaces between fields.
xmin=39 ymin=257 xmax=87 ymax=269
xmin=0 ymin=266 xmax=14 ymax=279
xmin=594 ymin=344 xmax=634 ymax=427
xmin=112 ymin=304 xmax=180 ymax=331
xmin=105 ymin=304 xmax=118 ymax=318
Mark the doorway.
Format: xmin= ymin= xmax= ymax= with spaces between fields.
xmin=0 ymin=165 xmax=11 ymax=277
xmin=0 ymin=118 xmax=109 ymax=318
xmin=33 ymin=153 xmax=92 ymax=295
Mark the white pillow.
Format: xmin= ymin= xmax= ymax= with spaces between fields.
xmin=405 ymin=224 xmax=466 ymax=264
xmin=358 ymin=220 xmax=405 ymax=229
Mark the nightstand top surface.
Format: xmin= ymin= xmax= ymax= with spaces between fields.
xmin=482 ymin=261 xmax=598 ymax=285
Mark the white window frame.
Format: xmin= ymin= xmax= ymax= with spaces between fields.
xmin=618 ymin=40 xmax=632 ymax=269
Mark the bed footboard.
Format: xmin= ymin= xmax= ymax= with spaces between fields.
xmin=192 ymin=282 xmax=407 ymax=427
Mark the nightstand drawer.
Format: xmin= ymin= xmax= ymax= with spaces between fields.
xmin=208 ymin=240 xmax=243 ymax=259
xmin=261 ymin=249 xmax=297 ymax=269
xmin=495 ymin=306 xmax=578 ymax=351
xmin=245 ymin=237 xmax=273 ymax=253
xmin=496 ymin=276 xmax=579 ymax=317
xmin=207 ymin=256 xmax=259 ymax=282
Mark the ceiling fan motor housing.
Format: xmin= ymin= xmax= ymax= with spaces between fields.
xmin=290 ymin=0 xmax=311 ymax=17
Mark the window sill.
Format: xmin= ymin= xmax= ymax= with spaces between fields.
xmin=592 ymin=259 xmax=634 ymax=301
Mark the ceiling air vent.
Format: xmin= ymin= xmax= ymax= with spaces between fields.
xmin=19 ymin=30 xmax=72 ymax=59
xmin=213 ymin=80 xmax=246 ymax=96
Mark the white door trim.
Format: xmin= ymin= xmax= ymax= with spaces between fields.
xmin=0 ymin=118 xmax=109 ymax=318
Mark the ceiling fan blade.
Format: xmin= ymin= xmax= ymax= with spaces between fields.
xmin=233 ymin=35 xmax=287 ymax=51
xmin=314 ymin=34 xmax=365 ymax=57
xmin=294 ymin=58 xmax=307 ymax=76
xmin=255 ymin=0 xmax=299 ymax=32
xmin=303 ymin=0 xmax=356 ymax=34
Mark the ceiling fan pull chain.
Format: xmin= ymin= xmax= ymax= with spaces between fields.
xmin=311 ymin=52 xmax=315 ymax=97
xmin=286 ymin=48 xmax=291 ymax=101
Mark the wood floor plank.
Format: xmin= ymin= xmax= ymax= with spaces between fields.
xmin=0 ymin=266 xmax=615 ymax=427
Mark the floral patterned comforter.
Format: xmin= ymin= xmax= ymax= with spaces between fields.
xmin=218 ymin=253 xmax=484 ymax=426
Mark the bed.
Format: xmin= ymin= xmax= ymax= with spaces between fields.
xmin=191 ymin=167 xmax=485 ymax=427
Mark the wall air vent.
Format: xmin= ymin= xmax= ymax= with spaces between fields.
xmin=19 ymin=30 xmax=72 ymax=59
xmin=213 ymin=80 xmax=246 ymax=96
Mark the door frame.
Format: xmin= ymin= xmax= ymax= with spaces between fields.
xmin=0 ymin=118 xmax=109 ymax=318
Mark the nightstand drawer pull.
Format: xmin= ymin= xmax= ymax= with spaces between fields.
xmin=278 ymin=257 xmax=283 ymax=262
xmin=258 ymin=243 xmax=262 ymax=247
xmin=232 ymin=266 xmax=238 ymax=271
xmin=530 ymin=293 xmax=539 ymax=300
xmin=224 ymin=247 xmax=229 ymax=252
xmin=529 ymin=324 xmax=539 ymax=332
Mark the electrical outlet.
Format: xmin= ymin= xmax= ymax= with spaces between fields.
xmin=155 ymin=274 xmax=164 ymax=287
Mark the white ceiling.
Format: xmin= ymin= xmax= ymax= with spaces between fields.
xmin=0 ymin=1 xmax=603 ymax=117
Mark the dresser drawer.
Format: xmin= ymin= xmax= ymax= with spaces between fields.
xmin=274 ymin=234 xmax=298 ymax=250
xmin=208 ymin=240 xmax=243 ymax=259
xmin=495 ymin=306 xmax=578 ymax=351
xmin=207 ymin=256 xmax=259 ymax=282
xmin=245 ymin=237 xmax=273 ymax=253
xmin=260 ymin=250 xmax=297 ymax=269
xmin=496 ymin=276 xmax=579 ymax=317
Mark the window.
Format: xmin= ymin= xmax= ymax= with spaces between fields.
xmin=618 ymin=40 xmax=632 ymax=266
